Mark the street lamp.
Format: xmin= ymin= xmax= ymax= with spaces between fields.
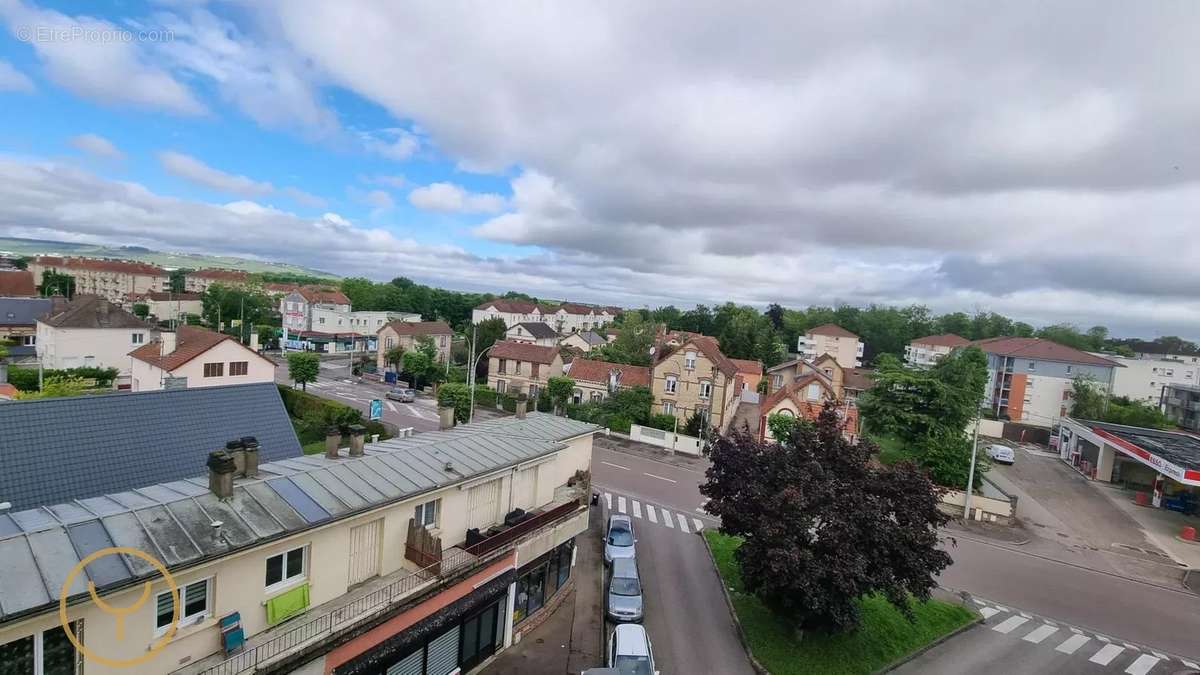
xmin=466 ymin=322 xmax=499 ymax=424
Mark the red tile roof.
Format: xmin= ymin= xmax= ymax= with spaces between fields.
xmin=129 ymin=325 xmax=251 ymax=370
xmin=32 ymin=256 xmax=165 ymax=276
xmin=760 ymin=375 xmax=859 ymax=435
xmin=566 ymin=358 xmax=650 ymax=387
xmin=132 ymin=291 xmax=202 ymax=302
xmin=844 ymin=368 xmax=875 ymax=391
xmin=969 ymin=336 xmax=1122 ymax=367
xmin=656 ymin=335 xmax=737 ymax=377
xmin=0 ymin=383 xmax=17 ymax=399
xmin=263 ymin=283 xmax=298 ymax=293
xmin=475 ymin=298 xmax=614 ymax=316
xmin=380 ymin=320 xmax=453 ymax=336
xmin=911 ymin=333 xmax=970 ymax=348
xmin=190 ymin=269 xmax=249 ymax=281
xmin=295 ymin=286 xmax=351 ymax=305
xmin=489 ymin=340 xmax=561 ymax=364
xmin=807 ymin=323 xmax=859 ymax=339
xmin=0 ymin=270 xmax=35 ymax=297
xmin=730 ymin=358 xmax=763 ymax=376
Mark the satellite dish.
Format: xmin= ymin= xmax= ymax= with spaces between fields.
xmin=649 ymin=346 xmax=656 ymax=355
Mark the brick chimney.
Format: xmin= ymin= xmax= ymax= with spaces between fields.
xmin=438 ymin=406 xmax=456 ymax=431
xmin=207 ymin=450 xmax=236 ymax=499
xmin=348 ymin=425 xmax=366 ymax=457
xmin=160 ymin=330 xmax=177 ymax=355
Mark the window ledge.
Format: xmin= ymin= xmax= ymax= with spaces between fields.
xmin=152 ymin=615 xmax=217 ymax=647
xmin=263 ymin=578 xmax=308 ymax=602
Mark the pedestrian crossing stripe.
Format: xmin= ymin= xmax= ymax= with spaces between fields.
xmin=676 ymin=513 xmax=689 ymax=532
xmin=1124 ymin=654 xmax=1159 ymax=675
xmin=662 ymin=511 xmax=674 ymax=528
xmin=992 ymin=616 xmax=1028 ymax=634
xmin=604 ymin=493 xmax=612 ymax=510
xmin=647 ymin=505 xmax=658 ymax=523
xmin=1054 ymin=634 xmax=1089 ymax=655
xmin=1021 ymin=624 xmax=1057 ymax=644
xmin=1088 ymin=643 xmax=1123 ymax=666
xmin=692 ymin=518 xmax=704 ymax=531
xmin=980 ymin=607 xmax=1001 ymax=619
xmin=632 ymin=500 xmax=642 ymax=518
xmin=618 ymin=496 xmax=627 ymax=514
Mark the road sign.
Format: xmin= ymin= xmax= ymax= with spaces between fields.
xmin=370 ymin=399 xmax=383 ymax=421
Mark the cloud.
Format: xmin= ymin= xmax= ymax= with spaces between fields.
xmin=158 ymin=150 xmax=273 ymax=196
xmin=281 ymin=186 xmax=326 ymax=208
xmin=409 ymin=182 xmax=506 ymax=214
xmin=68 ymin=133 xmax=124 ymax=160
xmin=360 ymin=128 xmax=420 ymax=161
xmin=360 ymin=174 xmax=407 ymax=189
xmin=348 ymin=187 xmax=395 ymax=209
xmin=0 ymin=59 xmax=33 ymax=92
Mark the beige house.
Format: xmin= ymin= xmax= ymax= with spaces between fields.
xmin=36 ymin=295 xmax=156 ymax=387
xmin=506 ymin=321 xmax=560 ymax=346
xmin=28 ymin=256 xmax=169 ymax=304
xmin=130 ymin=291 xmax=204 ymax=322
xmin=487 ymin=340 xmax=565 ymax=399
xmin=766 ymin=353 xmax=842 ymax=396
xmin=758 ymin=373 xmax=860 ymax=441
xmin=559 ymin=330 xmax=607 ymax=353
xmin=650 ymin=337 xmax=739 ymax=431
xmin=797 ymin=323 xmax=864 ymax=368
xmin=376 ymin=320 xmax=454 ymax=372
xmin=906 ymin=333 xmax=970 ymax=367
xmin=129 ymin=325 xmax=276 ymax=391
xmin=565 ymin=357 xmax=650 ymax=404
xmin=184 ymin=268 xmax=250 ymax=293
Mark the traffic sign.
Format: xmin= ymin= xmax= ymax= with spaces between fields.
xmin=370 ymin=399 xmax=383 ymax=421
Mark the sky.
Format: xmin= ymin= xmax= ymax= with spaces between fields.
xmin=0 ymin=1 xmax=1198 ymax=339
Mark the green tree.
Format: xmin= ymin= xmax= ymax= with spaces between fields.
xmin=922 ymin=429 xmax=988 ymax=489
xmin=1104 ymin=396 xmax=1171 ymax=429
xmin=132 ymin=303 xmax=150 ymax=319
xmin=1069 ymin=375 xmax=1106 ymax=420
xmin=437 ymin=382 xmax=472 ymax=423
xmin=595 ymin=312 xmax=657 ymax=366
xmin=766 ymin=412 xmax=798 ymax=441
xmin=202 ymin=284 xmax=273 ymax=335
xmin=169 ymin=269 xmax=188 ymax=293
xmin=546 ymin=376 xmax=575 ymax=415
xmin=287 ymin=352 xmax=320 ymax=391
xmin=38 ymin=269 xmax=75 ymax=298
xmin=683 ymin=411 xmax=708 ymax=437
xmin=468 ymin=317 xmax=508 ymax=379
xmin=384 ymin=345 xmax=406 ymax=372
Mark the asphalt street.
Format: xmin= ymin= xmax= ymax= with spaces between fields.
xmin=272 ymin=358 xmax=443 ymax=431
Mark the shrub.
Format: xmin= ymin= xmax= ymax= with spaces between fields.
xmin=5 ymin=366 xmax=118 ymax=392
xmin=607 ymin=415 xmax=633 ymax=434
xmin=277 ymin=385 xmax=363 ymax=433
xmin=473 ymin=385 xmax=497 ymax=408
xmin=647 ymin=414 xmax=678 ymax=432
xmin=437 ymin=382 xmax=472 ymax=423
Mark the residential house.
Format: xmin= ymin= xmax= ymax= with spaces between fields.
xmin=796 ymin=323 xmax=864 ymax=368
xmin=559 ymin=330 xmax=607 ymax=353
xmin=971 ymin=336 xmax=1122 ymax=427
xmin=0 ymin=297 xmax=57 ymax=360
xmin=843 ymin=367 xmax=875 ymax=405
xmin=376 ymin=320 xmax=455 ymax=372
xmin=564 ymin=357 xmax=650 ymax=404
xmin=1103 ymin=354 xmax=1200 ymax=407
xmin=1161 ymin=384 xmax=1200 ymax=433
xmin=487 ymin=340 xmax=565 ymax=399
xmin=758 ymin=373 xmax=860 ymax=441
xmin=650 ymin=337 xmax=739 ymax=432
xmin=280 ymin=285 xmax=352 ymax=334
xmin=129 ymin=291 xmax=204 ymax=322
xmin=27 ymin=255 xmax=169 ymax=303
xmin=0 ymin=406 xmax=595 ymax=675
xmin=129 ymin=325 xmax=277 ymax=391
xmin=765 ymin=353 xmax=841 ymax=396
xmin=36 ymin=295 xmax=156 ymax=387
xmin=472 ymin=299 xmax=619 ymax=333
xmin=906 ymin=333 xmax=970 ymax=367
xmin=184 ymin=268 xmax=250 ymax=293
xmin=0 ymin=269 xmax=35 ymax=297
xmin=730 ymin=358 xmax=763 ymax=394
xmin=507 ymin=321 xmax=561 ymax=346
xmin=262 ymin=282 xmax=299 ymax=297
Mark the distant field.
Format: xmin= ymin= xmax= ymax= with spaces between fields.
xmin=0 ymin=237 xmax=339 ymax=278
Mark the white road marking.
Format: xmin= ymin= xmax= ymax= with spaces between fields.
xmin=693 ymin=518 xmax=704 ymax=531
xmin=386 ymin=400 xmax=398 ymax=412
xmin=992 ymin=616 xmax=1029 ymax=634
xmin=602 ymin=461 xmax=631 ymax=471
xmin=1123 ymin=654 xmax=1159 ymax=675
xmin=662 ymin=510 xmax=674 ymax=528
xmin=1055 ymin=634 xmax=1090 ymax=655
xmin=646 ymin=506 xmax=658 ymax=523
xmin=1096 ymin=635 xmax=1111 ymax=643
xmin=1019 ymin=612 xmax=1031 ymax=619
xmin=1089 ymin=644 xmax=1124 ymax=666
xmin=1183 ymin=660 xmax=1200 ymax=670
xmin=617 ymin=496 xmax=627 ymax=513
xmin=1123 ymin=643 xmax=1140 ymax=651
xmin=980 ymin=607 xmax=1001 ymax=619
xmin=1151 ymin=651 xmax=1167 ymax=660
xmin=632 ymin=501 xmax=642 ymax=518
xmin=1022 ymin=624 xmax=1058 ymax=644
xmin=604 ymin=493 xmax=612 ymax=510
xmin=644 ymin=472 xmax=678 ymax=483
xmin=676 ymin=514 xmax=689 ymax=532
xmin=972 ymin=598 xmax=986 ymax=606
xmin=993 ymin=605 xmax=1008 ymax=612
xmin=1070 ymin=627 xmax=1082 ymax=634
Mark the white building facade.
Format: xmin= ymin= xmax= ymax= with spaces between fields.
xmin=1105 ymin=355 xmax=1200 ymax=406
xmin=797 ymin=323 xmax=864 ymax=368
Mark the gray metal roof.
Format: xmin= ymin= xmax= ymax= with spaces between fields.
xmin=515 ymin=322 xmax=559 ymax=339
xmin=0 ymin=297 xmax=52 ymax=326
xmin=0 ymin=382 xmax=303 ymax=511
xmin=0 ymin=412 xmax=597 ymax=625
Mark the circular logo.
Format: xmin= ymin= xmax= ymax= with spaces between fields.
xmin=58 ymin=546 xmax=181 ymax=668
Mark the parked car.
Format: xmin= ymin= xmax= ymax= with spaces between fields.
xmin=608 ymin=623 xmax=658 ymax=675
xmin=986 ymin=443 xmax=1015 ymax=465
xmin=604 ymin=514 xmax=636 ymax=565
xmin=386 ymin=387 xmax=415 ymax=402
xmin=606 ymin=557 xmax=644 ymax=623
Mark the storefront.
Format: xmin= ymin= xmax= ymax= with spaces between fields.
xmin=512 ymin=541 xmax=575 ymax=631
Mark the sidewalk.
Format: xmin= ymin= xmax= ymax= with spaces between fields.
xmin=484 ymin=501 xmax=604 ymax=674
xmin=1092 ymin=482 xmax=1200 ymax=571
xmin=594 ymin=433 xmax=711 ymax=473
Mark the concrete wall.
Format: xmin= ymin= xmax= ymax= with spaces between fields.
xmin=629 ymin=424 xmax=703 ymax=456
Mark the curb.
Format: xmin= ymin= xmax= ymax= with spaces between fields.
xmin=874 ymin=615 xmax=983 ymax=673
xmin=700 ymin=532 xmax=772 ymax=675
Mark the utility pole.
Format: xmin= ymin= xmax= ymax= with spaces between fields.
xmin=963 ymin=413 xmax=981 ymax=519
xmin=467 ymin=323 xmax=477 ymax=422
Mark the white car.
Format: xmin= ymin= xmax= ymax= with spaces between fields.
xmin=986 ymin=444 xmax=1015 ymax=465
xmin=608 ymin=623 xmax=658 ymax=675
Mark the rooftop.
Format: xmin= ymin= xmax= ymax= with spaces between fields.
xmin=0 ymin=413 xmax=597 ymax=626
xmin=0 ymin=297 xmax=54 ymax=326
xmin=189 ymin=269 xmax=250 ymax=281
xmin=807 ymin=323 xmax=859 ymax=339
xmin=129 ymin=325 xmax=269 ymax=371
xmin=514 ymin=322 xmax=560 ymax=339
xmin=293 ymin=286 xmax=351 ymax=305
xmin=970 ymin=336 xmax=1122 ymax=368
xmin=911 ymin=333 xmax=970 ymax=348
xmin=380 ymin=320 xmax=454 ymax=336
xmin=0 ymin=270 xmax=35 ymax=297
xmin=1084 ymin=419 xmax=1200 ymax=473
xmin=566 ymin=358 xmax=651 ymax=387
xmin=133 ymin=291 xmax=202 ymax=302
xmin=32 ymin=255 xmax=165 ymax=276
xmin=39 ymin=294 xmax=153 ymax=329
xmin=490 ymin=339 xmax=561 ymax=364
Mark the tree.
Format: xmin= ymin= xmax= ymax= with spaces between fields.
xmin=1069 ymin=375 xmax=1106 ymax=420
xmin=858 ymin=348 xmax=988 ymax=444
xmin=132 ymin=303 xmax=150 ymax=319
xmin=702 ymin=405 xmax=952 ymax=634
xmin=287 ymin=352 xmax=320 ymax=391
xmin=922 ymin=429 xmax=988 ymax=489
xmin=595 ymin=312 xmax=656 ymax=366
xmin=201 ymin=284 xmax=273 ymax=334
xmin=765 ymin=303 xmax=785 ymax=330
xmin=683 ymin=411 xmax=708 ymax=437
xmin=168 ymin=269 xmax=188 ymax=294
xmin=403 ymin=349 xmax=433 ymax=389
xmin=384 ymin=345 xmax=406 ymax=372
xmin=546 ymin=376 xmax=575 ymax=415
xmin=468 ymin=317 xmax=508 ymax=379
xmin=38 ymin=269 xmax=75 ymax=298
xmin=437 ymin=382 xmax=472 ymax=423
xmin=765 ymin=412 xmax=798 ymax=441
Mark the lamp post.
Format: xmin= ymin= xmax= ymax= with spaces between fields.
xmin=963 ymin=409 xmax=983 ymax=520
xmin=467 ymin=342 xmax=494 ymax=424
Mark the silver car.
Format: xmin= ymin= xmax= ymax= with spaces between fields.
xmin=607 ymin=557 xmax=644 ymax=623
xmin=608 ymin=623 xmax=658 ymax=675
xmin=604 ymin=514 xmax=636 ymax=565
xmin=386 ymin=387 xmax=415 ymax=402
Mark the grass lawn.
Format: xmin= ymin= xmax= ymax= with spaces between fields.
xmin=872 ymin=433 xmax=919 ymax=466
xmin=301 ymin=439 xmax=325 ymax=455
xmin=704 ymin=530 xmax=975 ymax=675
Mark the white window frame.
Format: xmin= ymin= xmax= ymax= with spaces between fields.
xmin=662 ymin=400 xmax=675 ymax=415
xmin=415 ymin=498 xmax=441 ymax=529
xmin=699 ymin=380 xmax=712 ymax=400
xmin=132 ymin=332 xmax=144 ymax=344
xmin=684 ymin=351 xmax=697 ymax=370
xmin=265 ymin=546 xmax=307 ymax=593
xmin=664 ymin=375 xmax=678 ymax=394
xmin=155 ymin=577 xmax=213 ymax=635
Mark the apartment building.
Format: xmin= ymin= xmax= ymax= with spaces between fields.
xmin=0 ymin=409 xmax=595 ymax=675
xmin=0 ymin=269 xmax=35 ymax=296
xmin=36 ymin=295 xmax=156 ymax=386
xmin=796 ymin=323 xmax=864 ymax=368
xmin=650 ymin=336 xmax=739 ymax=432
xmin=130 ymin=291 xmax=204 ymax=322
xmin=281 ymin=286 xmax=352 ymax=334
xmin=314 ymin=308 xmax=422 ymax=336
xmin=130 ymin=326 xmax=276 ymax=391
xmin=472 ymin=299 xmax=619 ymax=333
xmin=1161 ymin=384 xmax=1200 ymax=433
xmin=185 ymin=268 xmax=250 ymax=293
xmin=905 ymin=333 xmax=969 ymax=367
xmin=28 ymin=256 xmax=169 ymax=303
xmin=506 ymin=321 xmax=560 ymax=346
xmin=376 ymin=321 xmax=454 ymax=371
xmin=1102 ymin=354 xmax=1200 ymax=407
xmin=973 ymin=336 xmax=1122 ymax=427
xmin=487 ymin=340 xmax=565 ymax=399
xmin=564 ymin=357 xmax=650 ymax=404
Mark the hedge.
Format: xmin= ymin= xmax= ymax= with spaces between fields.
xmin=6 ymin=366 xmax=119 ymax=392
xmin=276 ymin=384 xmax=391 ymax=443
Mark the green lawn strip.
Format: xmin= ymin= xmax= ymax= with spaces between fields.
xmin=871 ymin=433 xmax=918 ymax=466
xmin=705 ymin=530 xmax=975 ymax=675
xmin=301 ymin=439 xmax=326 ymax=455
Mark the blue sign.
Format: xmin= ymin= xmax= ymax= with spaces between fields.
xmin=369 ymin=399 xmax=383 ymax=421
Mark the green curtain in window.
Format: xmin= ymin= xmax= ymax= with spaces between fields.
xmin=266 ymin=583 xmax=310 ymax=625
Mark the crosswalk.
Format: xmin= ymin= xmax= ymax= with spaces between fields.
xmin=600 ymin=490 xmax=708 ymax=536
xmin=972 ymin=597 xmax=1199 ymax=673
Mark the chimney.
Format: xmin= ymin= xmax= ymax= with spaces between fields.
xmin=225 ymin=439 xmax=245 ymax=476
xmin=325 ymin=426 xmax=342 ymax=459
xmin=160 ymin=330 xmax=177 ymax=355
xmin=0 ymin=361 xmax=7 ymax=386
xmin=515 ymin=397 xmax=527 ymax=419
xmin=241 ymin=436 xmax=259 ymax=477
xmin=438 ymin=406 xmax=456 ymax=431
xmin=249 ymin=331 xmax=260 ymax=351
xmin=206 ymin=450 xmax=236 ymax=499
xmin=348 ymin=425 xmax=366 ymax=457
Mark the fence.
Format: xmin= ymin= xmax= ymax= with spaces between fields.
xmin=629 ymin=424 xmax=704 ymax=456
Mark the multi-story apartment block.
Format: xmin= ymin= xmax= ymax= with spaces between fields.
xmin=36 ymin=295 xmax=156 ymax=386
xmin=905 ymin=333 xmax=969 ymax=367
xmin=472 ymin=299 xmax=619 ymax=333
xmin=129 ymin=325 xmax=276 ymax=391
xmin=376 ymin=321 xmax=454 ymax=371
xmin=973 ymin=337 xmax=1121 ymax=427
xmin=0 ymin=406 xmax=595 ymax=675
xmin=1102 ymin=355 xmax=1200 ymax=407
xmin=487 ymin=340 xmax=565 ymax=399
xmin=28 ymin=256 xmax=169 ymax=304
xmin=796 ymin=323 xmax=864 ymax=368
xmin=281 ymin=286 xmax=352 ymax=334
xmin=313 ymin=307 xmax=421 ymax=336
xmin=1161 ymin=383 xmax=1200 ymax=432
xmin=184 ymin=268 xmax=250 ymax=293
xmin=129 ymin=291 xmax=204 ymax=322
xmin=564 ymin=357 xmax=650 ymax=404
xmin=649 ymin=336 xmax=740 ymax=432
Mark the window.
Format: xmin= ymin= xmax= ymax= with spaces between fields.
xmin=529 ymin=384 xmax=540 ymax=399
xmin=662 ymin=400 xmax=675 ymax=415
xmin=772 ymin=374 xmax=783 ymax=389
xmin=230 ymin=361 xmax=248 ymax=376
xmin=807 ymin=383 xmax=822 ymax=401
xmin=665 ymin=375 xmax=678 ymax=394
xmin=265 ymin=546 xmax=306 ymax=589
xmin=203 ymin=362 xmax=224 ymax=378
xmin=155 ymin=578 xmax=212 ymax=633
xmin=318 ymin=317 xmax=325 ymax=324
xmin=21 ymin=334 xmax=34 ymax=346
xmin=1066 ymin=365 xmax=1073 ymax=374
xmin=684 ymin=351 xmax=697 ymax=369
xmin=386 ymin=337 xmax=395 ymax=350
xmin=132 ymin=332 xmax=144 ymax=344
xmin=699 ymin=381 xmax=712 ymax=399
xmin=415 ymin=499 xmax=440 ymax=529
xmin=573 ymin=389 xmax=583 ymax=405
xmin=0 ymin=621 xmax=79 ymax=674
xmin=591 ymin=391 xmax=603 ymax=402
xmin=498 ymin=358 xmax=508 ymax=374
xmin=441 ymin=336 xmax=448 ymax=347
xmin=1166 ymin=369 xmax=1175 ymax=376
xmin=496 ymin=380 xmax=506 ymax=393
xmin=1028 ymin=361 xmax=1036 ymax=371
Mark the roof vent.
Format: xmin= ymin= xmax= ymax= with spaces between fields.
xmin=444 ymin=460 xmax=455 ymax=472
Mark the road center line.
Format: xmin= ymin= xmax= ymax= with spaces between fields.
xmin=601 ymin=461 xmax=631 ymax=471
xmin=643 ymin=472 xmax=677 ymax=483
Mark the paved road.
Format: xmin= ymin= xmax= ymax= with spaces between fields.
xmin=273 ymin=362 xmax=442 ymax=431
